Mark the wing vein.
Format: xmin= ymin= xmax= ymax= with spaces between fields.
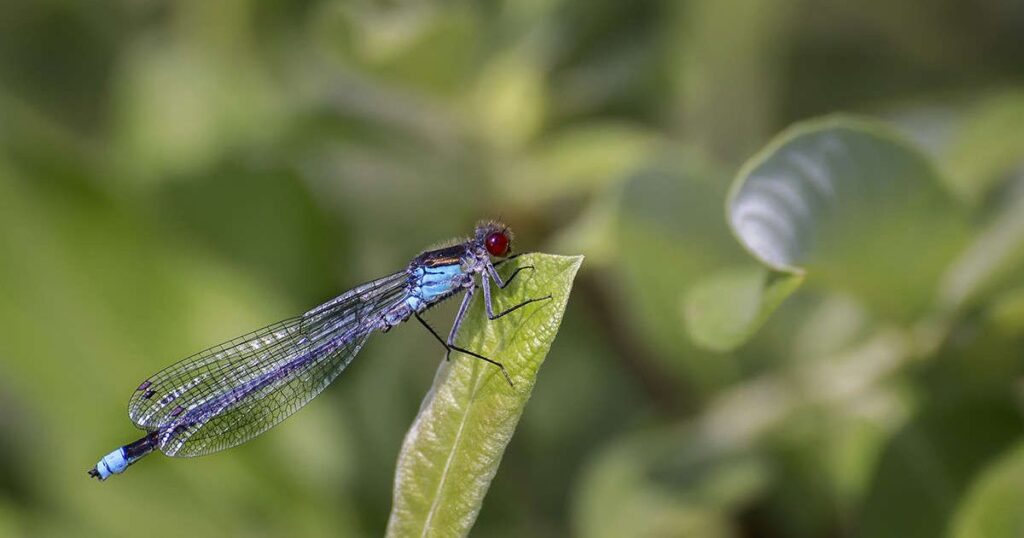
xmin=127 ymin=271 xmax=410 ymax=457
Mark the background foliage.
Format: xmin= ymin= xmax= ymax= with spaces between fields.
xmin=0 ymin=1 xmax=1022 ymax=537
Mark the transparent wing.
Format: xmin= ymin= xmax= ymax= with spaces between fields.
xmin=127 ymin=271 xmax=409 ymax=457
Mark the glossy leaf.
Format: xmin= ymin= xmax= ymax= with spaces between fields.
xmin=726 ymin=115 xmax=969 ymax=323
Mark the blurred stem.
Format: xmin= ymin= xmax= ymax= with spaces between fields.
xmin=670 ymin=0 xmax=797 ymax=161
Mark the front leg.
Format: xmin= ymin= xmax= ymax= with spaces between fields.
xmin=481 ymin=270 xmax=552 ymax=321
xmin=487 ymin=260 xmax=534 ymax=290
xmin=491 ymin=253 xmax=522 ymax=268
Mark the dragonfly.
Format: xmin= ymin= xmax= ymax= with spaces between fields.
xmin=89 ymin=221 xmax=549 ymax=481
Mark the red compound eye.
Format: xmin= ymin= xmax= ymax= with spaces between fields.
xmin=485 ymin=231 xmax=510 ymax=257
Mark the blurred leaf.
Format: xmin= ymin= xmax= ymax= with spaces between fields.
xmin=549 ymin=185 xmax=620 ymax=267
xmin=575 ymin=328 xmax=912 ymax=538
xmin=987 ymin=286 xmax=1024 ymax=337
xmin=112 ymin=17 xmax=284 ymax=186
xmin=727 ymin=115 xmax=970 ymax=326
xmin=788 ymin=293 xmax=872 ymax=362
xmin=884 ymin=101 xmax=961 ymax=160
xmin=0 ymin=153 xmax=364 ymax=537
xmin=157 ymin=160 xmax=341 ymax=303
xmin=0 ymin=0 xmax=121 ymax=133
xmin=573 ymin=427 xmax=760 ymax=538
xmin=856 ymin=398 xmax=1021 ymax=538
xmin=941 ymin=180 xmax=1024 ymax=310
xmin=386 ymin=254 xmax=582 ymax=538
xmin=951 ymin=441 xmax=1024 ymax=538
xmin=471 ymin=46 xmax=547 ymax=150
xmin=684 ymin=265 xmax=804 ymax=352
xmin=614 ymin=158 xmax=748 ymax=390
xmin=944 ymin=92 xmax=1024 ymax=203
xmin=338 ymin=5 xmax=479 ymax=96
xmin=0 ymin=499 xmax=22 ymax=538
xmin=496 ymin=122 xmax=662 ymax=205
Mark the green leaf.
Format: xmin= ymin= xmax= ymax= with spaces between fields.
xmin=574 ymin=327 xmax=913 ymax=538
xmin=670 ymin=0 xmax=799 ymax=159
xmin=856 ymin=398 xmax=1022 ymax=538
xmin=724 ymin=115 xmax=969 ymax=328
xmin=348 ymin=6 xmax=479 ymax=96
xmin=941 ymin=188 xmax=1024 ymax=310
xmin=986 ymin=286 xmax=1024 ymax=337
xmin=496 ymin=122 xmax=663 ymax=206
xmin=113 ymin=23 xmax=284 ymax=186
xmin=386 ymin=253 xmax=584 ymax=538
xmin=688 ymin=114 xmax=971 ymax=351
xmin=943 ymin=92 xmax=1024 ymax=203
xmin=684 ymin=265 xmax=804 ymax=352
xmin=951 ymin=441 xmax=1024 ymax=538
xmin=573 ymin=427 xmax=764 ymax=538
xmin=614 ymin=160 xmax=749 ymax=388
xmin=471 ymin=47 xmax=547 ymax=150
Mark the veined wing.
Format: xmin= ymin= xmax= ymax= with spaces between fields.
xmin=127 ymin=271 xmax=409 ymax=457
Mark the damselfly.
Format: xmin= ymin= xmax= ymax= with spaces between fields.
xmin=89 ymin=221 xmax=549 ymax=481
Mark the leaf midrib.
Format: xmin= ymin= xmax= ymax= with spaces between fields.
xmin=419 ymin=352 xmax=488 ymax=537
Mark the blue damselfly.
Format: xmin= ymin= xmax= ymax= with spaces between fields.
xmin=89 ymin=221 xmax=549 ymax=480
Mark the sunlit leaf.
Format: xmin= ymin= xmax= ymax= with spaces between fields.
xmin=386 ymin=254 xmax=583 ymax=538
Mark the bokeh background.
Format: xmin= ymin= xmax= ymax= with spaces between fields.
xmin=1 ymin=1 xmax=1023 ymax=537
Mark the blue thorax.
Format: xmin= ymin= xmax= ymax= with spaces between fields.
xmin=405 ymin=263 xmax=466 ymax=311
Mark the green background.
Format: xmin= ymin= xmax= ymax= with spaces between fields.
xmin=1 ymin=1 xmax=1022 ymax=537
